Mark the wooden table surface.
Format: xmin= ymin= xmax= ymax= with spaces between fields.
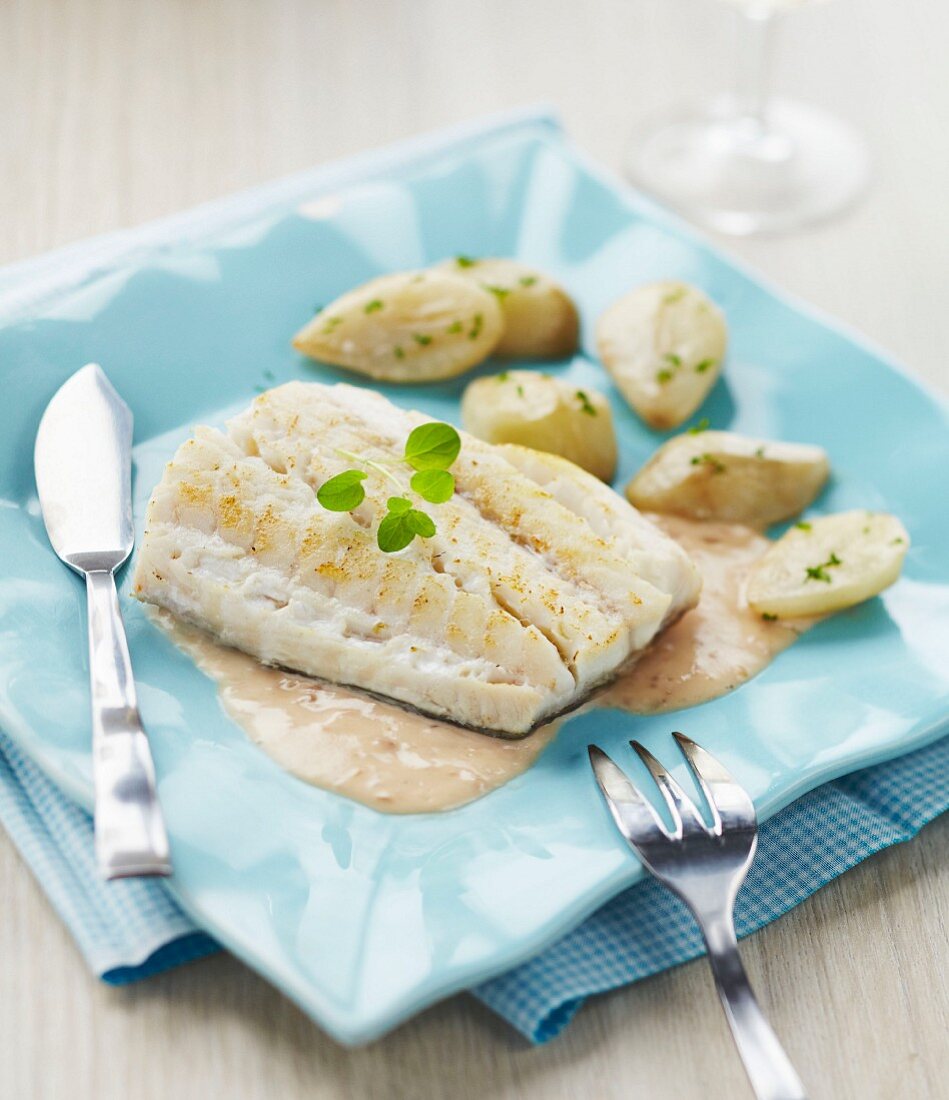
xmin=1 ymin=1 xmax=946 ymax=1097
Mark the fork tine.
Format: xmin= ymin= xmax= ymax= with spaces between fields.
xmin=588 ymin=745 xmax=671 ymax=843
xmin=630 ymin=740 xmax=707 ymax=835
xmin=672 ymin=732 xmax=757 ymax=832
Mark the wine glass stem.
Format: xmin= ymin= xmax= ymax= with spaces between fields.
xmin=736 ymin=10 xmax=776 ymax=129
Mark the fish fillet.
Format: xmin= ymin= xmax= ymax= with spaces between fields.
xmin=133 ymin=382 xmax=700 ymax=735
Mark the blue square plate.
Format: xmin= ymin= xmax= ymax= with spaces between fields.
xmin=1 ymin=110 xmax=947 ymax=1043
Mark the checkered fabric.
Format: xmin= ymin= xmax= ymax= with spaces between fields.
xmin=1 ymin=727 xmax=946 ymax=1043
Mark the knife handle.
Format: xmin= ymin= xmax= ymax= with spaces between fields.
xmin=85 ymin=569 xmax=172 ymax=879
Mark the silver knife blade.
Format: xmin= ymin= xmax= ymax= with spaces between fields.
xmin=33 ymin=363 xmax=171 ymax=879
xmin=34 ymin=363 xmax=134 ymax=574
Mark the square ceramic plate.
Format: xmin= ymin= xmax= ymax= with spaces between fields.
xmin=1 ymin=111 xmax=947 ymax=1044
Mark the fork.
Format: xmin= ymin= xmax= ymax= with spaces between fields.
xmin=589 ymin=733 xmax=808 ymax=1100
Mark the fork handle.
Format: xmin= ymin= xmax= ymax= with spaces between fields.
xmin=86 ymin=569 xmax=171 ymax=879
xmin=699 ymin=911 xmax=808 ymax=1100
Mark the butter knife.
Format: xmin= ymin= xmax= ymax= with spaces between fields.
xmin=34 ymin=363 xmax=171 ymax=879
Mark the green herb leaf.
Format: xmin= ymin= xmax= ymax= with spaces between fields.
xmin=393 ymin=345 xmax=405 ymax=359
xmin=754 ymin=446 xmax=766 ymax=458
xmin=795 ymin=521 xmax=812 ymax=531
xmin=321 ymin=316 xmax=343 ymax=334
xmin=656 ymin=368 xmax=674 ymax=384
xmin=411 ymin=469 xmax=455 ymax=504
xmin=468 ymin=313 xmax=484 ymax=340
xmin=496 ymin=371 xmax=509 ymax=382
xmin=575 ymin=389 xmax=597 ymax=416
xmin=663 ymin=288 xmax=686 ymax=305
xmin=482 ymin=283 xmax=510 ymax=300
xmin=519 ymin=275 xmax=538 ymax=287
xmin=804 ymin=552 xmax=842 ymax=584
xmin=663 ymin=353 xmax=682 ymax=368
xmin=404 ymin=422 xmax=462 ymax=471
xmin=455 ymin=255 xmax=477 ymax=268
xmin=762 ymin=612 xmax=778 ymax=622
xmin=687 ymin=417 xmax=710 ymax=434
xmin=413 ymin=333 xmax=432 ymax=346
xmin=694 ymin=358 xmax=716 ymax=374
xmin=377 ymin=512 xmax=416 ymax=553
xmin=690 ymin=453 xmax=726 ymax=474
xmin=316 ymin=470 xmax=368 ymax=511
xmin=377 ymin=505 xmax=436 ymax=552
xmin=516 ymin=384 xmax=525 ymax=398
xmin=406 ymin=509 xmax=436 ymax=538
xmin=446 ymin=320 xmax=463 ymax=334
xmin=364 ymin=299 xmax=384 ymax=314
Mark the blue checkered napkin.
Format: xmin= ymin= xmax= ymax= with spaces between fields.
xmin=474 ymin=734 xmax=949 ymax=1041
xmin=1 ymin=726 xmax=946 ymax=1042
xmin=0 ymin=733 xmax=216 ymax=981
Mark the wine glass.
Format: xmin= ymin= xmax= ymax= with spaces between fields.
xmin=624 ymin=0 xmax=869 ymax=235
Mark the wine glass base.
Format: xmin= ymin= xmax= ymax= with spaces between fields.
xmin=624 ymin=97 xmax=869 ymax=236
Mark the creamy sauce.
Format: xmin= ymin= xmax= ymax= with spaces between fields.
xmin=155 ymin=611 xmax=557 ymax=814
xmin=155 ymin=514 xmax=814 ymax=814
xmin=598 ymin=515 xmax=815 ymax=714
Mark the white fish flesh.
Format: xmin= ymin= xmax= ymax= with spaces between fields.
xmin=133 ymin=382 xmax=700 ymax=735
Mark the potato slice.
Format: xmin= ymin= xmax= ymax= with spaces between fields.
xmin=461 ymin=370 xmax=617 ymax=481
xmin=626 ymin=430 xmax=830 ymax=526
xmin=747 ymin=511 xmax=910 ymax=618
xmin=292 ymin=270 xmax=503 ymax=382
xmin=437 ymin=257 xmax=579 ymax=359
xmin=596 ymin=280 xmax=727 ymax=429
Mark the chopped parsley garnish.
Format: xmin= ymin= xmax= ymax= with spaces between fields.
xmin=321 ymin=316 xmax=343 ymax=334
xmin=519 ymin=275 xmax=538 ymax=287
xmin=482 ymin=284 xmax=510 ymax=300
xmin=663 ymin=288 xmax=686 ymax=304
xmin=468 ymin=313 xmax=484 ymax=340
xmin=891 ymin=537 xmax=905 ymax=545
xmin=446 ymin=320 xmax=463 ymax=334
xmin=496 ymin=371 xmax=509 ymax=382
xmin=413 ymin=333 xmax=432 ymax=346
xmin=576 ymin=391 xmax=598 ymax=415
xmin=795 ymin=521 xmax=812 ymax=531
xmin=761 ymin=612 xmax=778 ymax=622
xmin=455 ymin=255 xmax=477 ymax=268
xmin=575 ymin=390 xmax=597 ymax=416
xmin=754 ymin=446 xmax=766 ymax=459
xmin=694 ymin=358 xmax=716 ymax=374
xmin=690 ymin=453 xmax=726 ymax=474
xmin=687 ymin=418 xmax=710 ymax=434
xmin=657 ymin=353 xmax=683 ymax=385
xmin=516 ymin=384 xmax=525 ymax=398
xmin=805 ymin=552 xmax=842 ymax=584
xmin=393 ymin=345 xmax=405 ymax=359
xmin=364 ymin=299 xmax=384 ymax=313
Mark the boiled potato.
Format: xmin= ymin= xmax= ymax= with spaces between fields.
xmin=626 ymin=430 xmax=830 ymax=526
xmin=747 ymin=511 xmax=909 ymax=618
xmin=292 ymin=270 xmax=503 ymax=382
xmin=461 ymin=370 xmax=617 ymax=481
xmin=437 ymin=257 xmax=579 ymax=359
xmin=596 ymin=280 xmax=727 ymax=429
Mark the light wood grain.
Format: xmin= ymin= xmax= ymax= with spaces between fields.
xmin=1 ymin=1 xmax=946 ymax=1098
